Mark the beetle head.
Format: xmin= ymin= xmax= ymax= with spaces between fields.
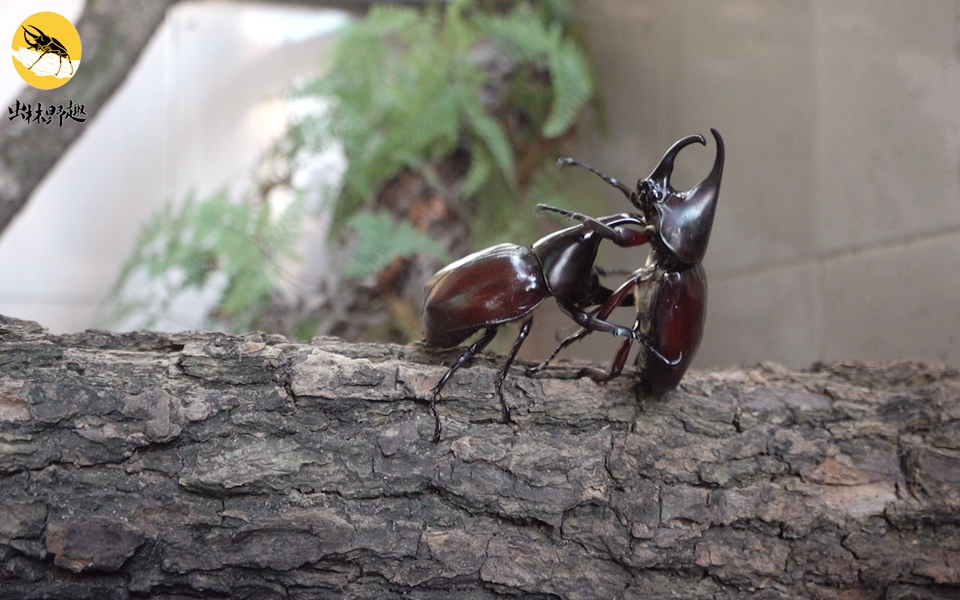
xmin=633 ymin=129 xmax=725 ymax=266
xmin=22 ymin=25 xmax=51 ymax=47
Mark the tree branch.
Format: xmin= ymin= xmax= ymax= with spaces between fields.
xmin=0 ymin=313 xmax=958 ymax=598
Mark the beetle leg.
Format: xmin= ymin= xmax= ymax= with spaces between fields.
xmin=494 ymin=318 xmax=533 ymax=425
xmin=50 ymin=38 xmax=73 ymax=76
xmin=632 ymin=332 xmax=683 ymax=367
xmin=557 ymin=158 xmax=633 ymax=199
xmin=536 ymin=203 xmax=577 ymax=217
xmin=526 ymin=284 xmax=635 ymax=374
xmin=526 ymin=325 xmax=589 ymax=375
xmin=548 ymin=313 xmax=681 ymax=382
xmin=557 ymin=263 xmax=657 ymax=340
xmin=527 ymin=267 xmax=656 ymax=375
xmin=563 ymin=306 xmax=680 ymax=367
xmin=578 ymin=334 xmax=634 ymax=382
xmin=593 ymin=268 xmax=655 ymax=313
xmin=559 ymin=304 xmax=638 ymax=342
xmin=537 ymin=204 xmax=649 ymax=247
xmin=428 ymin=326 xmax=498 ymax=442
xmin=528 ymin=275 xmax=638 ymax=375
xmin=575 ymin=315 xmax=683 ymax=380
xmin=583 ymin=281 xmax=635 ymax=309
xmin=28 ymin=50 xmax=51 ymax=71
xmin=536 ymin=204 xmax=583 ymax=221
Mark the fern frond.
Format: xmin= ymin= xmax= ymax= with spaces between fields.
xmin=543 ymin=34 xmax=593 ymax=137
xmin=360 ymin=4 xmax=421 ymax=35
xmin=107 ymin=188 xmax=303 ymax=332
xmin=474 ymin=9 xmax=551 ymax=60
xmin=463 ymin=102 xmax=516 ymax=189
xmin=109 ymin=0 xmax=600 ymax=338
xmin=461 ymin=143 xmax=493 ymax=199
xmin=343 ymin=211 xmax=450 ymax=278
xmin=475 ymin=6 xmax=593 ymax=138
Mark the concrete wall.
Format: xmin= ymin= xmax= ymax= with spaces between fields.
xmin=529 ymin=0 xmax=960 ymax=371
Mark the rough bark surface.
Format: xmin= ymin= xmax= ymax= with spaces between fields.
xmin=0 ymin=313 xmax=958 ymax=599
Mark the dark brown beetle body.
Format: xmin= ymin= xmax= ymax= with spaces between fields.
xmin=422 ymin=212 xmax=658 ymax=441
xmin=633 ymin=262 xmax=706 ymax=393
xmin=423 ymin=244 xmax=546 ymax=348
xmin=534 ymin=129 xmax=725 ymax=390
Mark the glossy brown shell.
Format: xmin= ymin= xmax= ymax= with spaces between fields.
xmin=638 ymin=264 xmax=706 ymax=393
xmin=422 ymin=244 xmax=547 ymax=347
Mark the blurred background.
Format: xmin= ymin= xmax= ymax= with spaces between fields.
xmin=1 ymin=0 xmax=958 ymax=372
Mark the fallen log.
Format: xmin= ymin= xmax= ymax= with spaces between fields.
xmin=0 ymin=314 xmax=958 ymax=599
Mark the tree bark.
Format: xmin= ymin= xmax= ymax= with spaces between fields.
xmin=0 ymin=313 xmax=958 ymax=599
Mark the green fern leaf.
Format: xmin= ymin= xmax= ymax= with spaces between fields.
xmin=107 ymin=188 xmax=302 ymax=332
xmin=543 ymin=34 xmax=593 ymax=137
xmin=476 ymin=7 xmax=592 ymax=139
xmin=343 ymin=211 xmax=450 ymax=278
xmin=463 ymin=102 xmax=516 ymax=189
xmin=461 ymin=143 xmax=493 ymax=199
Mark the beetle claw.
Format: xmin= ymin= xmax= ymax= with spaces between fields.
xmin=631 ymin=330 xmax=683 ymax=367
xmin=427 ymin=389 xmax=443 ymax=443
xmin=664 ymin=351 xmax=683 ymax=367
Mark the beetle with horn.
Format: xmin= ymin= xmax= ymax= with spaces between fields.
xmin=420 ymin=129 xmax=724 ymax=440
xmin=531 ymin=129 xmax=725 ymax=393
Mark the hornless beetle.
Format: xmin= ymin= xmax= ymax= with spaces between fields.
xmin=530 ymin=129 xmax=725 ymax=393
xmin=421 ymin=211 xmax=670 ymax=442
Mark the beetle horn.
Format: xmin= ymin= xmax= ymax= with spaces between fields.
xmin=653 ymin=129 xmax=725 ymax=266
xmin=646 ymin=134 xmax=706 ymax=191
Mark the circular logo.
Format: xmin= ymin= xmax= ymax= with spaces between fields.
xmin=11 ymin=12 xmax=81 ymax=90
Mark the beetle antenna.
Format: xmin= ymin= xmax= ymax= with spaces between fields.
xmin=536 ymin=203 xmax=580 ymax=220
xmin=557 ymin=158 xmax=632 ymax=199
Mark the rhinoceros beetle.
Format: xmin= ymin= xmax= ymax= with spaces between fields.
xmin=421 ymin=210 xmax=673 ymax=442
xmin=530 ymin=129 xmax=725 ymax=393
xmin=421 ymin=129 xmax=723 ymax=441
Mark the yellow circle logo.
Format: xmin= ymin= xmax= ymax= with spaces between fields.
xmin=11 ymin=12 xmax=81 ymax=90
